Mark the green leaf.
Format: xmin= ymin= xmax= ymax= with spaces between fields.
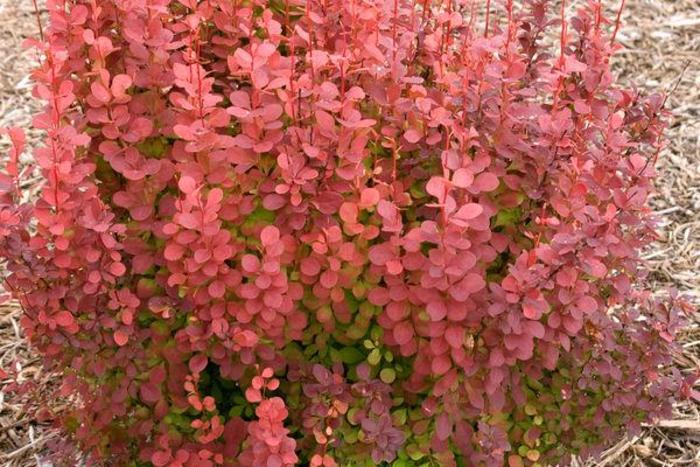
xmin=406 ymin=444 xmax=425 ymax=461
xmin=368 ymin=348 xmax=382 ymax=366
xmin=346 ymin=324 xmax=367 ymax=340
xmin=380 ymin=368 xmax=396 ymax=384
xmin=384 ymin=350 xmax=394 ymax=362
xmin=344 ymin=428 xmax=358 ymax=444
xmin=370 ymin=325 xmax=383 ymax=342
xmin=242 ymin=205 xmax=276 ymax=230
xmin=329 ymin=347 xmax=341 ymax=363
xmin=393 ymin=408 xmax=407 ymax=426
xmin=339 ymin=346 xmax=365 ymax=365
xmin=347 ymin=407 xmax=359 ymax=425
xmin=344 ymin=290 xmax=359 ymax=313
xmin=228 ymin=406 xmax=244 ymax=418
xmin=493 ymin=207 xmax=522 ymax=228
xmin=137 ymin=136 xmax=169 ymax=158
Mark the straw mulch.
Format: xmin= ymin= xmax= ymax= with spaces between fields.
xmin=0 ymin=0 xmax=698 ymax=466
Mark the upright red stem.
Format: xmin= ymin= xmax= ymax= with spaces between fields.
xmin=421 ymin=0 xmax=429 ymax=26
xmin=505 ymin=0 xmax=513 ymax=47
xmin=392 ymin=0 xmax=398 ymax=64
xmin=290 ymin=40 xmax=297 ymax=125
xmin=611 ymin=0 xmax=626 ymax=46
xmin=559 ymin=0 xmax=567 ymax=63
xmin=484 ymin=0 xmax=491 ymax=37
xmin=31 ymin=0 xmax=44 ymax=42
xmin=466 ymin=0 xmax=476 ymax=41
xmin=594 ymin=0 xmax=602 ymax=32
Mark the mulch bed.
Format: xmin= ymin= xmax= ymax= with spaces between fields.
xmin=0 ymin=1 xmax=698 ymax=465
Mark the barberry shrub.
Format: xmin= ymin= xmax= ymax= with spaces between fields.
xmin=0 ymin=0 xmax=692 ymax=465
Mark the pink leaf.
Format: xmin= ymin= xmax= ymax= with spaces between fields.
xmin=233 ymin=48 xmax=252 ymax=69
xmin=245 ymin=387 xmax=262 ymax=403
xmin=454 ymin=203 xmax=483 ymax=221
xmin=111 ymin=74 xmax=132 ymax=100
xmin=114 ymin=330 xmax=129 ymax=346
xmin=90 ymin=81 xmax=111 ymax=103
xmin=164 ymin=243 xmax=185 ymax=261
xmin=368 ymin=244 xmax=393 ymax=266
xmin=260 ymin=225 xmax=280 ymax=247
xmin=474 ymin=172 xmax=499 ymax=192
xmin=140 ymin=383 xmax=161 ymax=404
xmin=339 ymin=202 xmax=358 ymax=223
xmin=426 ymin=177 xmax=449 ymax=202
xmin=151 ymin=451 xmax=171 ymax=467
xmin=576 ymin=295 xmax=597 ymax=314
xmin=55 ymin=310 xmax=74 ymax=327
xmin=436 ymin=413 xmax=451 ymax=441
xmin=189 ymin=354 xmax=208 ymax=374
xmin=404 ymin=129 xmax=422 ymax=143
xmin=452 ymin=168 xmax=473 ymax=188
xmin=427 ymin=301 xmax=447 ymax=321
xmin=393 ymin=321 xmax=414 ymax=345
xmin=178 ymin=175 xmax=197 ymax=194
xmin=445 ymin=327 xmax=464 ymax=348
xmin=431 ymin=355 xmax=452 ymax=375
xmin=208 ymin=281 xmax=225 ymax=298
xmin=564 ymin=54 xmax=587 ymax=73
xmin=360 ymin=188 xmax=380 ymax=206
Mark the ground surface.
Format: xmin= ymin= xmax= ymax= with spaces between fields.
xmin=0 ymin=1 xmax=698 ymax=466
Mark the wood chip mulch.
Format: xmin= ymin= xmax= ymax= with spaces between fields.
xmin=0 ymin=0 xmax=698 ymax=466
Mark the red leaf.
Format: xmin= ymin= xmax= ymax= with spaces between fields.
xmin=260 ymin=225 xmax=280 ymax=247
xmin=114 ymin=330 xmax=129 ymax=346
xmin=426 ymin=177 xmax=449 ymax=202
xmin=431 ymin=355 xmax=452 ymax=375
xmin=208 ymin=281 xmax=225 ymax=298
xmin=178 ymin=175 xmax=197 ymax=194
xmin=360 ymin=188 xmax=380 ymax=206
xmin=436 ymin=413 xmax=451 ymax=441
xmin=522 ymin=303 xmax=541 ymax=320
xmin=164 ymin=243 xmax=185 ymax=261
xmin=427 ymin=301 xmax=447 ymax=321
xmin=90 ymin=81 xmax=111 ymax=103
xmin=232 ymin=48 xmax=252 ymax=69
xmin=151 ymin=451 xmax=171 ymax=467
xmin=404 ymin=129 xmax=422 ymax=144
xmin=576 ymin=296 xmax=597 ymax=314
xmin=393 ymin=321 xmax=414 ymax=346
xmin=474 ymin=172 xmax=499 ymax=192
xmin=338 ymin=118 xmax=376 ymax=129
xmin=111 ymin=74 xmax=132 ymax=100
xmin=245 ymin=387 xmax=262 ymax=403
xmin=339 ymin=202 xmax=358 ymax=223
xmin=368 ymin=244 xmax=393 ymax=266
xmin=445 ymin=327 xmax=464 ymax=348
xmin=54 ymin=310 xmax=74 ymax=327
xmin=454 ymin=203 xmax=483 ymax=221
xmin=189 ymin=354 xmax=208 ymax=374
xmin=564 ymin=54 xmax=587 ymax=73
xmin=140 ymin=383 xmax=161 ymax=404
xmin=452 ymin=168 xmax=473 ymax=188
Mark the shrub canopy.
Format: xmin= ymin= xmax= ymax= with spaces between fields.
xmin=0 ymin=0 xmax=690 ymax=466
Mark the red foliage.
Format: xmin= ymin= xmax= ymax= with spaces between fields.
xmin=0 ymin=0 xmax=692 ymax=465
